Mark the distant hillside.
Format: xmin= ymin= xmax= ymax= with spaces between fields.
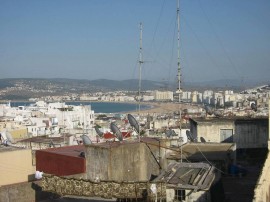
xmin=182 ymin=79 xmax=270 ymax=92
xmin=0 ymin=78 xmax=268 ymax=100
xmin=0 ymin=78 xmax=167 ymax=100
xmin=0 ymin=78 xmax=169 ymax=91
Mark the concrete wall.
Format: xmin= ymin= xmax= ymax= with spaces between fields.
xmin=253 ymin=100 xmax=270 ymax=201
xmin=235 ymin=119 xmax=268 ymax=149
xmin=254 ymin=145 xmax=270 ymax=202
xmin=196 ymin=121 xmax=235 ymax=143
xmin=0 ymin=181 xmax=57 ymax=202
xmin=191 ymin=118 xmax=269 ymax=149
xmin=9 ymin=128 xmax=28 ymax=139
xmin=86 ymin=142 xmax=160 ymax=182
xmin=0 ymin=148 xmax=35 ymax=186
xmin=0 ymin=181 xmax=37 ymax=202
xmin=86 ymin=145 xmax=110 ymax=181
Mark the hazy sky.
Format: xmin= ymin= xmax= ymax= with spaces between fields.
xmin=1 ymin=0 xmax=270 ymax=83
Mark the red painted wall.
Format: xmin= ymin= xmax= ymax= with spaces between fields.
xmin=36 ymin=150 xmax=86 ymax=176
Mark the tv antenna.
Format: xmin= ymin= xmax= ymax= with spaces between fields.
xmin=176 ymin=0 xmax=183 ymax=162
xmin=137 ymin=22 xmax=144 ymax=142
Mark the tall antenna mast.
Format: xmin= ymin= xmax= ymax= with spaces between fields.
xmin=177 ymin=0 xmax=183 ymax=162
xmin=138 ymin=22 xmax=143 ymax=142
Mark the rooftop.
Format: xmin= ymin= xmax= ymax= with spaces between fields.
xmin=39 ymin=145 xmax=86 ymax=158
xmin=17 ymin=135 xmax=71 ymax=144
xmin=190 ymin=116 xmax=268 ymax=123
xmin=154 ymin=162 xmax=216 ymax=191
xmin=88 ymin=136 xmax=161 ymax=149
xmin=168 ymin=143 xmax=235 ymax=161
xmin=0 ymin=144 xmax=27 ymax=152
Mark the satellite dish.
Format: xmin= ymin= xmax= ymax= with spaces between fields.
xmin=186 ymin=130 xmax=194 ymax=142
xmin=94 ymin=126 xmax=103 ymax=137
xmin=213 ymin=110 xmax=223 ymax=117
xmin=6 ymin=132 xmax=14 ymax=143
xmin=165 ymin=129 xmax=172 ymax=138
xmin=79 ymin=152 xmax=85 ymax=158
xmin=205 ymin=106 xmax=213 ymax=115
xmin=49 ymin=140 xmax=55 ymax=148
xmin=1 ymin=131 xmax=13 ymax=146
xmin=127 ymin=114 xmax=140 ymax=134
xmin=110 ymin=123 xmax=123 ymax=141
xmin=171 ymin=130 xmax=177 ymax=136
xmin=165 ymin=129 xmax=177 ymax=137
xmin=200 ymin=137 xmax=206 ymax=143
xmin=81 ymin=135 xmax=92 ymax=145
xmin=251 ymin=103 xmax=257 ymax=111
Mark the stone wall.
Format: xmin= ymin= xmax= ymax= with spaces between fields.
xmin=41 ymin=174 xmax=166 ymax=200
xmin=253 ymin=100 xmax=270 ymax=201
xmin=253 ymin=147 xmax=270 ymax=202
xmin=0 ymin=181 xmax=56 ymax=202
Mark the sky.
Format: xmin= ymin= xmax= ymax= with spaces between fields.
xmin=1 ymin=0 xmax=270 ymax=83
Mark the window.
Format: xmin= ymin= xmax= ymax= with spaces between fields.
xmin=175 ymin=189 xmax=185 ymax=201
xmin=220 ymin=129 xmax=233 ymax=143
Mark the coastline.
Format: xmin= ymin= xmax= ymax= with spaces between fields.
xmin=0 ymin=100 xmax=154 ymax=114
xmin=126 ymin=102 xmax=182 ymax=114
xmin=0 ymin=100 xmax=192 ymax=115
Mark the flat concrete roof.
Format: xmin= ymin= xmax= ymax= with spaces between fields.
xmin=191 ymin=116 xmax=268 ymax=124
xmin=168 ymin=143 xmax=235 ymax=161
xmin=88 ymin=137 xmax=161 ymax=149
xmin=17 ymin=135 xmax=71 ymax=144
xmin=0 ymin=145 xmax=27 ymax=152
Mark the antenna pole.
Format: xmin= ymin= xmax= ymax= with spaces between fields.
xmin=177 ymin=0 xmax=183 ymax=163
xmin=138 ymin=22 xmax=143 ymax=142
xmin=139 ymin=22 xmax=143 ymax=114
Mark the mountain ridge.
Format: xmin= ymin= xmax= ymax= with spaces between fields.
xmin=0 ymin=78 xmax=268 ymax=92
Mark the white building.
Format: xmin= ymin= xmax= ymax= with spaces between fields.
xmin=46 ymin=102 xmax=95 ymax=134
xmin=212 ymin=92 xmax=224 ymax=107
xmin=80 ymin=94 xmax=99 ymax=101
xmin=154 ymin=91 xmax=173 ymax=101
xmin=191 ymin=91 xmax=202 ymax=103
xmin=142 ymin=95 xmax=154 ymax=101
xmin=1 ymin=102 xmax=96 ymax=137
xmin=182 ymin=91 xmax=191 ymax=102
xmin=203 ymin=90 xmax=213 ymax=104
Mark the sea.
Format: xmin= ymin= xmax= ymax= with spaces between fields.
xmin=4 ymin=101 xmax=150 ymax=113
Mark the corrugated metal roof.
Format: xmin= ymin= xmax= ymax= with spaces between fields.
xmin=154 ymin=162 xmax=215 ymax=191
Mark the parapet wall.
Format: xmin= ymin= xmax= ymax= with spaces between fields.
xmin=253 ymin=141 xmax=270 ymax=202
xmin=0 ymin=181 xmax=56 ymax=202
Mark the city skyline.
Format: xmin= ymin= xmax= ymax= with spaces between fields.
xmin=1 ymin=0 xmax=270 ymax=83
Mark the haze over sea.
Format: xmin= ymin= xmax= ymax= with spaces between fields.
xmin=8 ymin=101 xmax=150 ymax=113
